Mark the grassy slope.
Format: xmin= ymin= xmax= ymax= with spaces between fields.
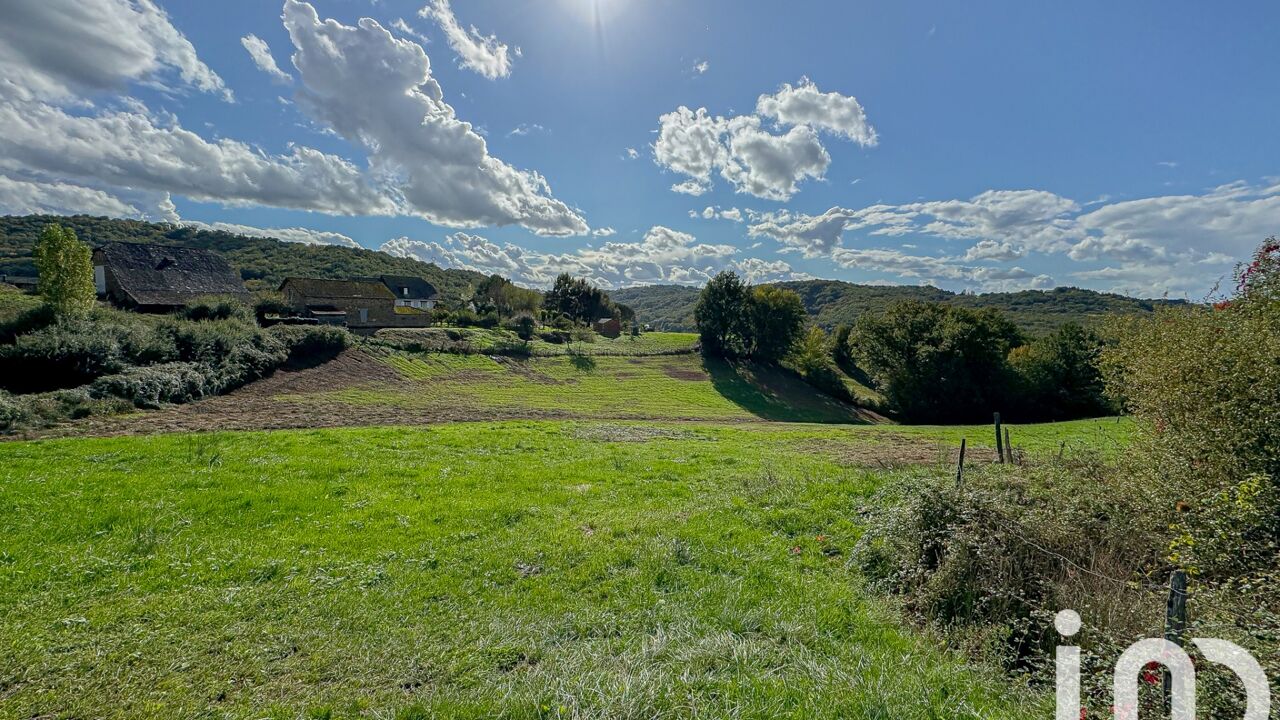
xmin=611 ymin=281 xmax=1186 ymax=337
xmin=371 ymin=328 xmax=700 ymax=358
xmin=325 ymin=349 xmax=868 ymax=424
xmin=0 ymin=420 xmax=1121 ymax=719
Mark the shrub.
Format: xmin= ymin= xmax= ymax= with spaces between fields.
xmin=90 ymin=362 xmax=209 ymax=408
xmin=269 ymin=324 xmax=350 ymax=363
xmin=538 ymin=329 xmax=571 ymax=345
xmin=179 ymin=296 xmax=255 ymax=323
xmin=789 ymin=326 xmax=854 ymax=403
xmin=0 ymin=390 xmax=22 ymax=430
xmin=0 ymin=302 xmax=56 ymax=345
xmin=0 ymin=319 xmax=145 ymax=392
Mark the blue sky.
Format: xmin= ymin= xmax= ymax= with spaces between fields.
xmin=2 ymin=0 xmax=1278 ymax=297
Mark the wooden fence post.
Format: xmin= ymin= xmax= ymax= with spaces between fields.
xmin=1004 ymin=427 xmax=1014 ymax=464
xmin=1163 ymin=570 xmax=1189 ymax=705
xmin=956 ymin=438 xmax=966 ymax=487
xmin=994 ymin=412 xmax=1004 ymax=464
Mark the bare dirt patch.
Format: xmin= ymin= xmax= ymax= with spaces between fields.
xmin=801 ymin=433 xmax=998 ymax=469
xmin=661 ymin=366 xmax=708 ymax=381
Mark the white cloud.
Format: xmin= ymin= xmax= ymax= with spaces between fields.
xmin=654 ymin=107 xmax=726 ymax=187
xmin=0 ymin=0 xmax=230 ymax=103
xmin=693 ymin=60 xmax=709 ymax=75
xmin=507 ymin=123 xmax=545 ymax=137
xmin=756 ymin=78 xmax=877 ymax=145
xmin=0 ymin=100 xmax=394 ymax=216
xmin=391 ymin=18 xmax=432 ymax=44
xmin=719 ymin=116 xmax=829 ymax=201
xmin=591 ymin=227 xmax=617 ymax=237
xmin=671 ymin=180 xmax=710 ymax=196
xmin=625 ymin=147 xmax=640 ymax=160
xmin=283 ymin=0 xmax=586 ymax=235
xmin=652 ymin=79 xmax=867 ymax=201
xmin=830 ymin=247 xmax=1053 ymax=292
xmin=419 ymin=0 xmax=517 ymax=80
xmin=183 ymin=220 xmax=360 ymax=248
xmin=0 ymin=174 xmax=140 ymax=217
xmin=747 ymin=180 xmax=1280 ymax=295
xmin=382 ymin=226 xmax=803 ymax=289
xmin=240 ymin=34 xmax=292 ymax=84
xmin=693 ymin=206 xmax=745 ymax=223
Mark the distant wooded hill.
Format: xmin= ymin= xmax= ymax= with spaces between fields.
xmin=612 ymin=280 xmax=1189 ymax=337
xmin=0 ymin=215 xmax=484 ymax=299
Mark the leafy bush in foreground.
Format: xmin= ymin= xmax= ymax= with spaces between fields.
xmin=268 ymin=324 xmax=351 ymax=363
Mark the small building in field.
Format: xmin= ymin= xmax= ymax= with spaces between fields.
xmin=278 ymin=277 xmax=397 ymax=326
xmin=593 ymin=316 xmax=622 ymax=339
xmin=367 ymin=275 xmax=439 ymax=310
xmin=93 ymin=241 xmax=249 ymax=312
xmin=0 ymin=274 xmax=38 ymax=293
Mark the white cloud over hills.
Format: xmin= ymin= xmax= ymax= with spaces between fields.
xmin=381 ymin=227 xmax=806 ymax=289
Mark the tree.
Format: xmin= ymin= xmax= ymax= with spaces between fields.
xmin=744 ymin=285 xmax=807 ymax=362
xmin=694 ymin=271 xmax=748 ymax=356
xmin=851 ymin=301 xmax=1023 ymax=423
xmin=512 ymin=312 xmax=537 ymax=343
xmin=1007 ymin=322 xmax=1111 ymax=421
xmin=474 ymin=275 xmax=542 ymax=320
xmin=545 ymin=273 xmax=612 ymax=324
xmin=33 ymin=223 xmax=95 ymax=317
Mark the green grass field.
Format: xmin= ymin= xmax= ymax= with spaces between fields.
xmin=307 ymin=351 xmax=871 ymax=425
xmin=369 ymin=328 xmax=700 ymax=358
xmin=0 ymin=419 xmax=1127 ymax=719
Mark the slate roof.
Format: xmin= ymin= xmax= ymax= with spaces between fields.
xmin=96 ymin=242 xmax=248 ymax=307
xmin=365 ymin=275 xmax=439 ymax=300
xmin=279 ymin=277 xmax=396 ymax=301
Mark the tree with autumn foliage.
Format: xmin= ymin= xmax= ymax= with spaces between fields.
xmin=33 ymin=223 xmax=95 ymax=318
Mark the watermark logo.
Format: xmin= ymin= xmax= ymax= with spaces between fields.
xmin=1055 ymin=609 xmax=1271 ymax=720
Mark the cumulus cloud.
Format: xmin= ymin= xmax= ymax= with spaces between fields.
xmin=419 ymin=0 xmax=517 ymax=79
xmin=0 ymin=174 xmax=140 ymax=217
xmin=382 ymin=227 xmax=803 ymax=289
xmin=756 ymin=77 xmax=877 ymax=145
xmin=746 ymin=180 xmax=1280 ymax=295
xmin=691 ymin=206 xmax=745 ymax=223
xmin=283 ymin=0 xmax=587 ymax=235
xmin=719 ymin=116 xmax=829 ymax=201
xmin=240 ymin=34 xmax=292 ymax=84
xmin=693 ymin=60 xmax=709 ymax=75
xmin=183 ymin=220 xmax=360 ymax=248
xmin=0 ymin=0 xmax=231 ymax=102
xmin=652 ymin=79 xmax=867 ymax=201
xmin=0 ymin=100 xmax=394 ymax=215
xmin=591 ymin=227 xmax=617 ymax=237
xmin=831 ymin=247 xmax=1053 ymax=292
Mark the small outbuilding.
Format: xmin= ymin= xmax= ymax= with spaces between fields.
xmin=593 ymin=316 xmax=622 ymax=339
xmin=93 ymin=241 xmax=249 ymax=312
xmin=278 ymin=277 xmax=397 ymax=326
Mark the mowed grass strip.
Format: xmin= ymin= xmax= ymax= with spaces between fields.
xmin=0 ymin=422 xmax=1054 ymax=719
xmin=313 ymin=352 xmax=869 ymax=424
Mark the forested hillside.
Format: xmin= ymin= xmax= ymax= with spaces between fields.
xmin=0 ymin=215 xmax=484 ymax=300
xmin=613 ymin=279 xmax=1187 ymax=336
